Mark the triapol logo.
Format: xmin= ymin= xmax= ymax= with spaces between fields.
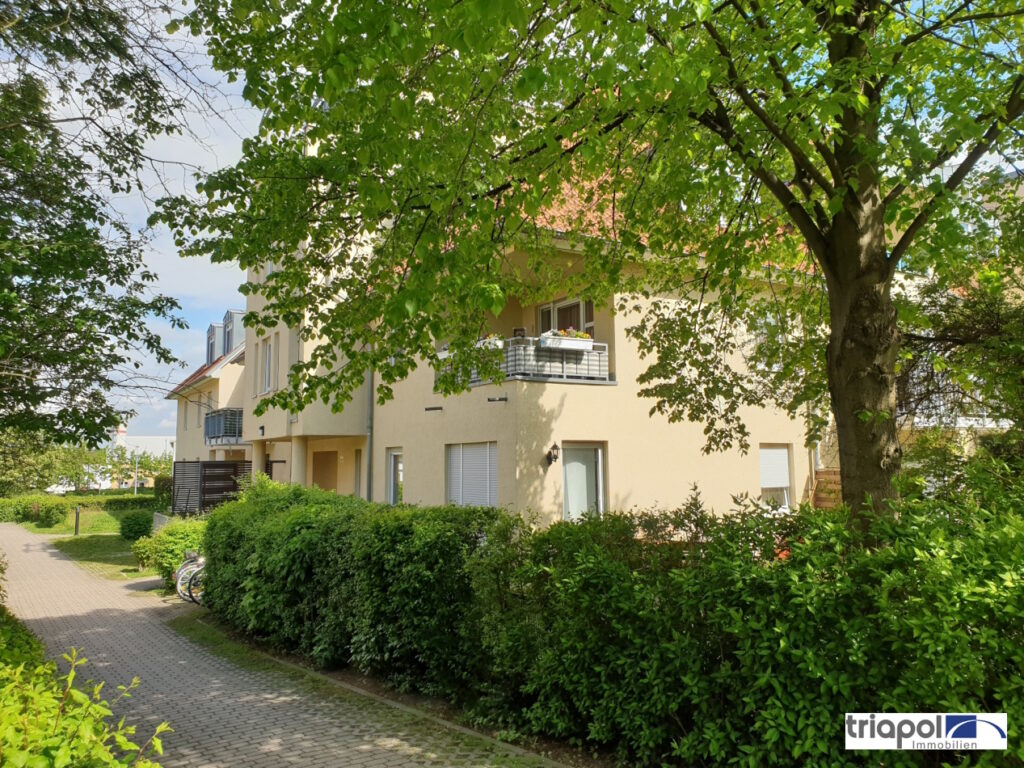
xmin=845 ymin=713 xmax=1008 ymax=751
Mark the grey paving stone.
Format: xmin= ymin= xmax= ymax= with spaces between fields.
xmin=0 ymin=524 xmax=557 ymax=768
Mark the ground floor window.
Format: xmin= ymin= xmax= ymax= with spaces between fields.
xmin=354 ymin=448 xmax=363 ymax=499
xmin=446 ymin=442 xmax=497 ymax=506
xmin=759 ymin=444 xmax=792 ymax=509
xmin=386 ymin=448 xmax=403 ymax=504
xmin=562 ymin=442 xmax=605 ymax=520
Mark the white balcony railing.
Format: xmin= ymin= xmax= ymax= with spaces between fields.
xmin=438 ymin=337 xmax=614 ymax=385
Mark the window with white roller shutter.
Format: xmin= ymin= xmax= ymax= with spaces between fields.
xmin=759 ymin=444 xmax=792 ymax=509
xmin=446 ymin=442 xmax=498 ymax=507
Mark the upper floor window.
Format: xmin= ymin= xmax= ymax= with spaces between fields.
xmin=261 ymin=338 xmax=272 ymax=393
xmin=540 ymin=299 xmax=595 ymax=338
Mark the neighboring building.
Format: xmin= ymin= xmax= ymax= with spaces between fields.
xmin=167 ymin=310 xmax=251 ymax=463
xmin=242 ymin=251 xmax=815 ymax=526
xmin=110 ymin=425 xmax=175 ymax=459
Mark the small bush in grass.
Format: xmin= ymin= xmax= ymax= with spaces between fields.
xmin=134 ymin=517 xmax=206 ymax=586
xmin=120 ymin=510 xmax=154 ymax=541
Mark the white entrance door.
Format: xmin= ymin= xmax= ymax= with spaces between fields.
xmin=562 ymin=443 xmax=604 ymax=520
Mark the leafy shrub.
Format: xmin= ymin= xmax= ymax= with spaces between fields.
xmin=202 ymin=476 xmax=1024 ymax=767
xmin=133 ymin=517 xmax=207 ymax=586
xmin=153 ymin=474 xmax=172 ymax=507
xmin=119 ymin=510 xmax=154 ymax=541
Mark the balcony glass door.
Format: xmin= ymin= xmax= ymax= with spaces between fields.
xmin=540 ymin=299 xmax=595 ymax=338
xmin=562 ymin=443 xmax=605 ymax=520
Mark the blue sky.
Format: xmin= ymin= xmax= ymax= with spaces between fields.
xmin=113 ymin=48 xmax=260 ymax=438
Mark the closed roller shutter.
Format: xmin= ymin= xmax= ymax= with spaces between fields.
xmin=446 ymin=442 xmax=497 ymax=506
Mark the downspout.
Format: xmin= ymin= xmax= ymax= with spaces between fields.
xmin=365 ymin=366 xmax=374 ymax=501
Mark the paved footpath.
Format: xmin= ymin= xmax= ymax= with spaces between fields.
xmin=0 ymin=524 xmax=556 ymax=768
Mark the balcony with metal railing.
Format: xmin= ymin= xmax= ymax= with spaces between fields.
xmin=437 ymin=336 xmax=615 ymax=386
xmin=204 ymin=408 xmax=245 ymax=445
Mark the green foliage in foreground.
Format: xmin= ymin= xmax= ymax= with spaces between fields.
xmin=133 ymin=518 xmax=207 ymax=586
xmin=0 ymin=560 xmax=169 ymax=766
xmin=201 ymin=475 xmax=1024 ymax=766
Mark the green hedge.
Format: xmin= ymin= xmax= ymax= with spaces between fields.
xmin=133 ymin=517 xmax=207 ymax=586
xmin=1 ymin=561 xmax=168 ymax=765
xmin=65 ymin=487 xmax=155 ymax=497
xmin=0 ymin=494 xmax=71 ymax=526
xmin=120 ymin=510 xmax=154 ymax=541
xmin=202 ymin=476 xmax=1024 ymax=767
xmin=101 ymin=495 xmax=162 ymax=512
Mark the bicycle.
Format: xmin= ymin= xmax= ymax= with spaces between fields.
xmin=186 ymin=563 xmax=205 ymax=605
xmin=174 ymin=551 xmax=205 ymax=603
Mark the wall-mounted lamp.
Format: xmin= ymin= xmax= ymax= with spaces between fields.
xmin=258 ymin=425 xmax=264 ymax=436
xmin=546 ymin=443 xmax=560 ymax=465
xmin=424 ymin=406 xmax=443 ymax=412
xmin=487 ymin=396 xmax=508 ymax=403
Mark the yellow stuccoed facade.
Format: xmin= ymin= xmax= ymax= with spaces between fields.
xmin=235 ymin=264 xmax=815 ymax=524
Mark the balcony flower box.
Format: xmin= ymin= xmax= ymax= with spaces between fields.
xmin=538 ymin=335 xmax=593 ymax=352
xmin=476 ymin=337 xmax=505 ymax=350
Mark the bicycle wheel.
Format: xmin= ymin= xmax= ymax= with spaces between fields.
xmin=175 ymin=562 xmax=200 ymax=601
xmin=187 ymin=565 xmax=205 ymax=605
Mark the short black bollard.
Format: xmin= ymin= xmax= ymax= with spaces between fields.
xmin=74 ymin=505 xmax=80 ymax=536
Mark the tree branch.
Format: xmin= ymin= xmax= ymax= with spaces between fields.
xmin=696 ymin=89 xmax=828 ymax=263
xmin=702 ymin=20 xmax=835 ymax=198
xmin=889 ymin=74 xmax=1024 ymax=268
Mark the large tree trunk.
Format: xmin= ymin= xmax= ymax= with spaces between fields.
xmin=824 ymin=225 xmax=902 ymax=522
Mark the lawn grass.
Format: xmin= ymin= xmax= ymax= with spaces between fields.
xmin=50 ymin=533 xmax=158 ymax=581
xmin=19 ymin=506 xmax=128 ymax=535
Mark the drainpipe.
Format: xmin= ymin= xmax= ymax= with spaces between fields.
xmin=365 ymin=366 xmax=374 ymax=501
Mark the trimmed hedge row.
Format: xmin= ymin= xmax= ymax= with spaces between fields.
xmin=0 ymin=560 xmax=168 ymax=766
xmin=203 ymin=477 xmax=1024 ymax=767
xmin=0 ymin=494 xmax=73 ymax=526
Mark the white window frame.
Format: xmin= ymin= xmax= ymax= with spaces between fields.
xmin=539 ymin=298 xmax=595 ymax=338
xmin=261 ymin=338 xmax=272 ymax=393
xmin=759 ymin=444 xmax=793 ymax=511
xmin=386 ymin=448 xmax=403 ymax=504
xmin=561 ymin=442 xmax=606 ymax=521
xmin=446 ymin=442 xmax=498 ymax=507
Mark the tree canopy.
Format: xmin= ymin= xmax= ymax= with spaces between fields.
xmin=0 ymin=2 xmax=191 ymax=445
xmin=164 ymin=0 xmax=1024 ymax=514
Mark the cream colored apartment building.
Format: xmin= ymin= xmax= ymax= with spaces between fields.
xmin=167 ymin=310 xmax=252 ymax=463
xmin=239 ymin=258 xmax=814 ymax=526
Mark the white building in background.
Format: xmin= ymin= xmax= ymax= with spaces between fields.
xmin=110 ymin=425 xmax=174 ymax=457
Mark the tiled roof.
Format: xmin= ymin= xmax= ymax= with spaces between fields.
xmin=166 ymin=345 xmax=244 ymax=399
